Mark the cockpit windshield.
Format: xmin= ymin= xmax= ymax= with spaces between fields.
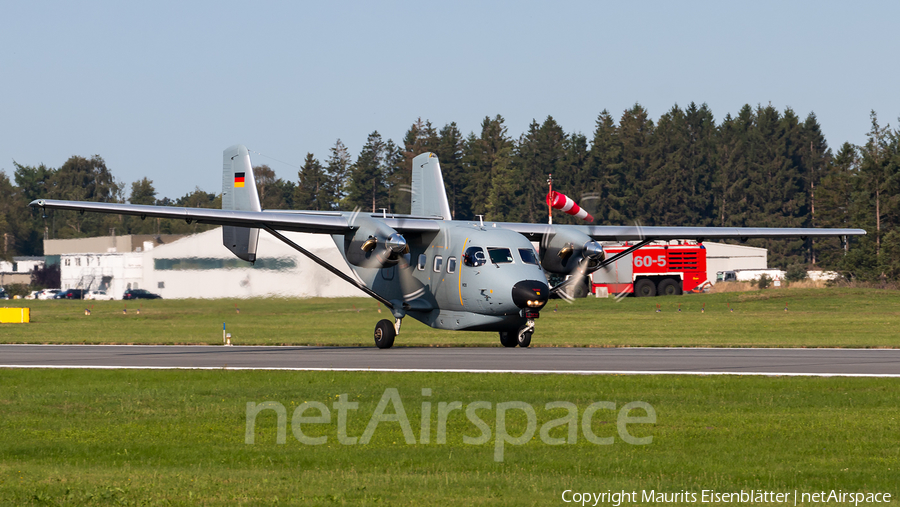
xmin=518 ymin=248 xmax=539 ymax=265
xmin=463 ymin=246 xmax=487 ymax=267
xmin=487 ymin=247 xmax=514 ymax=264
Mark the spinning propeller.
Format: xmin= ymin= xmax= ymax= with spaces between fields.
xmin=346 ymin=209 xmax=426 ymax=306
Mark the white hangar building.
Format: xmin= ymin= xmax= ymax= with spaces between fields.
xmin=51 ymin=229 xmax=365 ymax=299
xmin=143 ymin=228 xmax=365 ymax=299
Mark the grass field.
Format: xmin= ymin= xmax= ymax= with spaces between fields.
xmin=2 ymin=287 xmax=899 ymax=348
xmin=1 ymin=369 xmax=898 ymax=506
xmin=2 ymin=288 xmax=898 ymax=505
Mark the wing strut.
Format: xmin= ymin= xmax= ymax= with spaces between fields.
xmin=261 ymin=225 xmax=394 ymax=309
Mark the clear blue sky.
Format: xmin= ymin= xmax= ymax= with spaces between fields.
xmin=2 ymin=1 xmax=898 ymax=200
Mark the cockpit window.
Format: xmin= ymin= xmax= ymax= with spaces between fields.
xmin=518 ymin=248 xmax=539 ymax=265
xmin=487 ymin=247 xmax=514 ymax=264
xmin=463 ymin=246 xmax=487 ymax=267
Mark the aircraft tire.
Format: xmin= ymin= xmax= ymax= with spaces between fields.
xmin=517 ymin=330 xmax=532 ymax=348
xmin=499 ymin=330 xmax=517 ymax=347
xmin=657 ymin=278 xmax=681 ymax=296
xmin=374 ymin=319 xmax=396 ymax=349
xmin=634 ymin=278 xmax=656 ymax=297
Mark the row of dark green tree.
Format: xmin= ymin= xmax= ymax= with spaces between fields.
xmin=2 ymin=103 xmax=899 ymax=280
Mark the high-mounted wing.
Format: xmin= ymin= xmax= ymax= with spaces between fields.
xmin=497 ymin=222 xmax=866 ymax=242
xmin=28 ymin=199 xmax=443 ymax=235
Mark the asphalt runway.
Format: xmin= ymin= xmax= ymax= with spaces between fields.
xmin=2 ymin=344 xmax=900 ymax=376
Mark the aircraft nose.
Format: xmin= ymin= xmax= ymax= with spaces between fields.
xmin=511 ymin=280 xmax=549 ymax=310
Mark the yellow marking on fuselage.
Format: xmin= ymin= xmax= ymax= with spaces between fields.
xmin=459 ymin=237 xmax=469 ymax=306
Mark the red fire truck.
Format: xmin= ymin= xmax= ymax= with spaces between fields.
xmin=590 ymin=241 xmax=710 ymax=296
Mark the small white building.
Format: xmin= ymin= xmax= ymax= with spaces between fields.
xmin=704 ymin=242 xmax=767 ymax=283
xmin=0 ymin=256 xmax=45 ymax=286
xmin=59 ymin=251 xmax=144 ymax=295
xmin=49 ymin=234 xmax=187 ymax=295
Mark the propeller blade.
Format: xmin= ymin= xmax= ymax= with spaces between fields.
xmin=396 ymin=253 xmax=427 ymax=303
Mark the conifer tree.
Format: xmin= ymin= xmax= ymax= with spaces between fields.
xmin=295 ymin=153 xmax=334 ymax=211
xmin=587 ymin=110 xmax=622 ymax=223
xmin=463 ymin=115 xmax=512 ymax=220
xmin=435 ymin=123 xmax=465 ymax=219
xmin=346 ymin=131 xmax=388 ymax=212
xmin=326 ymin=139 xmax=353 ymax=206
xmin=614 ymin=104 xmax=654 ymax=223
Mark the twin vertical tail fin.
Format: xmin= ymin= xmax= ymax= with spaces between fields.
xmin=222 ymin=145 xmax=261 ymax=262
xmin=410 ymin=152 xmax=453 ymax=220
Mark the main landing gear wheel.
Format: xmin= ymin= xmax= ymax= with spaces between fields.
xmin=499 ymin=330 xmax=518 ymax=348
xmin=634 ymin=278 xmax=656 ymax=297
xmin=374 ymin=319 xmax=396 ymax=349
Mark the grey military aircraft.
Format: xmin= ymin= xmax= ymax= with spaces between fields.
xmin=31 ymin=146 xmax=865 ymax=348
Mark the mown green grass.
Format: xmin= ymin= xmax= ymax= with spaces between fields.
xmin=2 ymin=288 xmax=899 ymax=347
xmin=0 ymin=369 xmax=898 ymax=506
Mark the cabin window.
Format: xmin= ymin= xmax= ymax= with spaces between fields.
xmin=447 ymin=257 xmax=457 ymax=273
xmin=417 ymin=254 xmax=427 ymax=271
xmin=433 ymin=255 xmax=443 ymax=272
xmin=487 ymin=247 xmax=514 ymax=264
xmin=463 ymin=246 xmax=487 ymax=267
xmin=518 ymin=248 xmax=539 ymax=265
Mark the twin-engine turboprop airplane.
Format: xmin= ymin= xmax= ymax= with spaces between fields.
xmin=31 ymin=146 xmax=865 ymax=348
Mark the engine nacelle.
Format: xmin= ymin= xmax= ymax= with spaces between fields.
xmin=539 ymin=226 xmax=604 ymax=274
xmin=344 ymin=215 xmax=409 ymax=269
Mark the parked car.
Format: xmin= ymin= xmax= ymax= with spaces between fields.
xmin=25 ymin=290 xmax=41 ymax=300
xmin=55 ymin=289 xmax=86 ymax=299
xmin=37 ymin=289 xmax=61 ymax=300
xmin=123 ymin=289 xmax=162 ymax=300
xmin=0 ymin=288 xmax=9 ymax=300
xmin=84 ymin=290 xmax=114 ymax=301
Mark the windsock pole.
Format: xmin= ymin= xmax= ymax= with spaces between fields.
xmin=547 ymin=174 xmax=553 ymax=224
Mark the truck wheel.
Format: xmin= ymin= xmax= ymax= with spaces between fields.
xmin=634 ymin=279 xmax=656 ymax=297
xmin=657 ymin=278 xmax=681 ymax=296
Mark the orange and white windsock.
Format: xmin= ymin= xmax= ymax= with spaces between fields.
xmin=547 ymin=191 xmax=594 ymax=222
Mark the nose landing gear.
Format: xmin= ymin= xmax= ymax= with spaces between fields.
xmin=499 ymin=319 xmax=535 ymax=348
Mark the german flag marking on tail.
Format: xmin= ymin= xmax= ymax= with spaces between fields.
xmin=234 ymin=172 xmax=245 ymax=188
